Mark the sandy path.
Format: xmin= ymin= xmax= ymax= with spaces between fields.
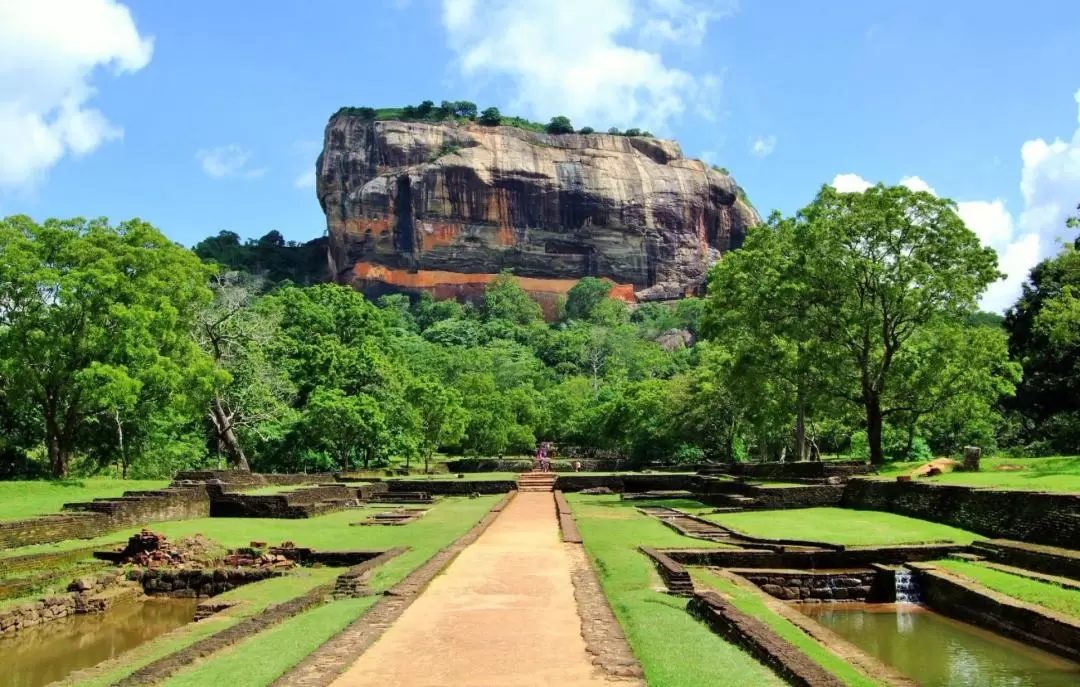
xmin=330 ymin=491 xmax=614 ymax=687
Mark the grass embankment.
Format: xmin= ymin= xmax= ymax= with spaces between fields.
xmin=874 ymin=456 xmax=1080 ymax=492
xmin=708 ymin=507 xmax=978 ymax=546
xmin=567 ymin=494 xmax=780 ymax=686
xmin=396 ymin=472 xmax=520 ymax=481
xmin=692 ymin=570 xmax=882 ymax=687
xmin=0 ymin=478 xmax=169 ymax=522
xmin=934 ymin=559 xmax=1080 ymax=619
xmin=128 ymin=495 xmax=499 ymax=686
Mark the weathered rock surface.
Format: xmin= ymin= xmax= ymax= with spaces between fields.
xmin=317 ymin=115 xmax=759 ymax=314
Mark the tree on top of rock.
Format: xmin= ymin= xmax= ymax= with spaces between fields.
xmin=478 ymin=107 xmax=502 ymax=126
xmin=545 ymin=116 xmax=574 ymax=134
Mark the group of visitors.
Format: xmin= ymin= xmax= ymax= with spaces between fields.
xmin=535 ymin=441 xmax=552 ymax=471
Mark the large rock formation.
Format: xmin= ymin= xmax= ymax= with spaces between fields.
xmin=316 ymin=114 xmax=759 ymax=315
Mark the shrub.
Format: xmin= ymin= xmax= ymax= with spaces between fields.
xmin=624 ymin=127 xmax=642 ymax=137
xmin=671 ymin=443 xmax=705 ymax=464
xmin=578 ymin=126 xmax=595 ymax=135
xmin=607 ymin=127 xmax=621 ymax=135
xmin=546 ymin=115 xmax=574 ymax=134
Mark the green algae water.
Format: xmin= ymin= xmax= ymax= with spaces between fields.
xmin=0 ymin=597 xmax=198 ymax=687
xmin=803 ymin=603 xmax=1080 ymax=686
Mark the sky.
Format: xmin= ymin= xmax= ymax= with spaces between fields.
xmin=1 ymin=0 xmax=1079 ymax=312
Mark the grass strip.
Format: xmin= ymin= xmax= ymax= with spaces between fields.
xmin=709 ymin=507 xmax=978 ymax=546
xmin=567 ymin=493 xmax=781 ymax=686
xmin=162 ymin=597 xmax=379 ymax=687
xmin=934 ymin=559 xmax=1080 ymax=619
xmin=692 ymin=569 xmax=883 ymax=687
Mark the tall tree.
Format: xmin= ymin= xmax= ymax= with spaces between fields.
xmin=195 ymin=272 xmax=295 ymax=471
xmin=0 ymin=216 xmax=214 ymax=477
xmin=407 ymin=377 xmax=467 ymax=472
xmin=303 ymin=387 xmax=384 ymax=470
xmin=793 ymin=185 xmax=1003 ymax=463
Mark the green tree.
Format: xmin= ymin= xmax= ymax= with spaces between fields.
xmin=478 ymin=107 xmax=502 ymax=126
xmin=482 ymin=271 xmax=544 ymax=325
xmin=794 ymin=184 xmax=1003 ymax=464
xmin=545 ymin=115 xmax=574 ymax=134
xmin=0 ymin=216 xmax=215 ymax=477
xmin=578 ymin=126 xmax=595 ymax=135
xmin=195 ymin=273 xmax=296 ymax=471
xmin=564 ymin=277 xmax=613 ymax=322
xmin=304 ymin=387 xmax=384 ymax=470
xmin=407 ymin=377 xmax=467 ymax=472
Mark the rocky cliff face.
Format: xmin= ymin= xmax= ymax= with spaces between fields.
xmin=316 ymin=115 xmax=759 ymax=314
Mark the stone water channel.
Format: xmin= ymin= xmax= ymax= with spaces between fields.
xmin=1 ymin=596 xmax=199 ymax=687
xmin=802 ymin=603 xmax=1080 ymax=686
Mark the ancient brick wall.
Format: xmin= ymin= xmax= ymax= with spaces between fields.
xmin=664 ymin=543 xmax=966 ymax=569
xmin=554 ymin=474 xmax=700 ymax=493
xmin=0 ymin=488 xmax=210 ymax=551
xmin=746 ymin=485 xmax=845 ymax=509
xmin=842 ymin=480 xmax=1080 ymax=549
xmin=718 ymin=461 xmax=873 ymax=480
xmin=385 ymin=479 xmax=515 ymax=495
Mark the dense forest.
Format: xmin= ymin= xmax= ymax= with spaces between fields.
xmin=0 ymin=190 xmax=1077 ymax=479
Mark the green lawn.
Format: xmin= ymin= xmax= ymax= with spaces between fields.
xmin=0 ymin=478 xmax=169 ymax=522
xmin=567 ymin=494 xmax=781 ymax=686
xmin=708 ymin=507 xmax=978 ymax=546
xmin=934 ymin=560 xmax=1080 ymax=619
xmin=692 ymin=570 xmax=882 ymax=687
xmin=55 ymin=496 xmax=499 ymax=686
xmin=162 ymin=598 xmax=379 ymax=687
xmin=873 ymin=456 xmax=1080 ymax=492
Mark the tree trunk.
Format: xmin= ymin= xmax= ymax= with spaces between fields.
xmin=795 ymin=383 xmax=808 ymax=462
xmin=210 ymin=397 xmax=249 ymax=471
xmin=424 ymin=450 xmax=432 ymax=475
xmin=44 ymin=405 xmax=69 ymax=478
xmin=866 ymin=395 xmax=885 ymax=465
xmin=363 ymin=447 xmax=373 ymax=470
xmin=903 ymin=421 xmax=916 ymax=461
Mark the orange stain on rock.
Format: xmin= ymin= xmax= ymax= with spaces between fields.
xmin=350 ymin=262 xmax=637 ymax=317
xmin=418 ymin=221 xmax=462 ymax=249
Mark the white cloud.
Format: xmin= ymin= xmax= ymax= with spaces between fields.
xmin=830 ymin=173 xmax=872 ymax=194
xmin=440 ymin=0 xmax=730 ymax=132
xmin=195 ymin=145 xmax=265 ymax=179
xmin=294 ymin=170 xmax=315 ymax=189
xmin=898 ymin=175 xmax=936 ymax=195
xmin=828 ymin=88 xmax=1080 ymax=313
xmin=0 ymin=0 xmax=152 ymax=189
xmin=751 ymin=135 xmax=777 ymax=158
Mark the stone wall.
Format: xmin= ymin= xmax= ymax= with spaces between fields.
xmin=385 ymin=479 xmax=515 ymax=495
xmin=0 ymin=513 xmax=111 ymax=550
xmin=664 ymin=543 xmax=966 ymax=569
xmin=710 ymin=461 xmax=872 ymax=480
xmin=915 ymin=564 xmax=1080 ymax=662
xmin=972 ymin=540 xmax=1080 ymax=580
xmin=732 ymin=569 xmax=878 ymax=602
xmin=688 ymin=592 xmax=846 ymax=687
xmin=0 ymin=570 xmax=134 ymax=635
xmin=842 ymin=479 xmax=1080 ymax=549
xmin=748 ymin=485 xmax=845 ymax=509
xmin=132 ymin=567 xmax=280 ymax=597
xmin=0 ymin=487 xmax=210 ymax=551
xmin=554 ymin=474 xmax=700 ymax=493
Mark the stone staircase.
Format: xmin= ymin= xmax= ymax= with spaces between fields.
xmin=516 ymin=472 xmax=557 ymax=492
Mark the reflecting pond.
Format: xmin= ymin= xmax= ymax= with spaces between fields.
xmin=1 ymin=597 xmax=199 ymax=687
xmin=802 ymin=603 xmax=1080 ymax=686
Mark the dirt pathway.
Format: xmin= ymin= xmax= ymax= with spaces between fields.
xmin=330 ymin=491 xmax=619 ymax=687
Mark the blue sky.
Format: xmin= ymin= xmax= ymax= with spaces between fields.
xmin=1 ymin=0 xmax=1079 ymax=310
